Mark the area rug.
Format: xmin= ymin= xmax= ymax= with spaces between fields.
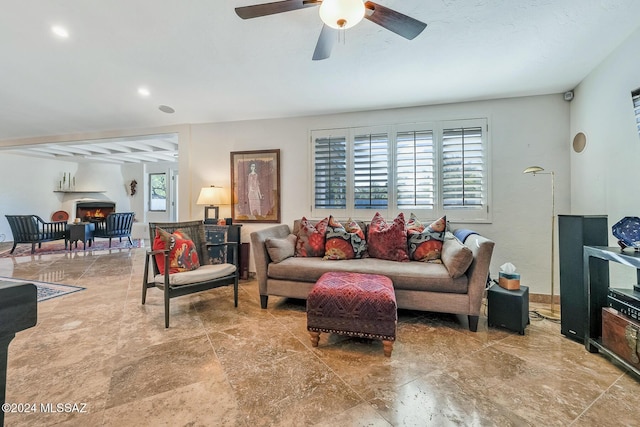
xmin=0 ymin=276 xmax=85 ymax=302
xmin=0 ymin=239 xmax=142 ymax=258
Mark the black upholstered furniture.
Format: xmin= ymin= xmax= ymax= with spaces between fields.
xmin=92 ymin=212 xmax=134 ymax=247
xmin=142 ymin=220 xmax=239 ymax=328
xmin=5 ymin=215 xmax=67 ymax=254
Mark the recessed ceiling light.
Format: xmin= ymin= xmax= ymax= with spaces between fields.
xmin=159 ymin=105 xmax=175 ymax=114
xmin=51 ymin=25 xmax=69 ymax=38
xmin=138 ymin=87 xmax=150 ymax=97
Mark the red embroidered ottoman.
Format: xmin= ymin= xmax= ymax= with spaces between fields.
xmin=307 ymin=271 xmax=397 ymax=357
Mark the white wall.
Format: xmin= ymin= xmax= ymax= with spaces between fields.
xmin=121 ymin=162 xmax=145 ymax=216
xmin=571 ymin=26 xmax=640 ymax=222
xmin=186 ymin=94 xmax=571 ymax=295
xmin=0 ymin=155 xmax=138 ymax=241
xmin=570 ymin=26 xmax=640 ymax=281
xmin=73 ymin=163 xmax=131 ymax=211
xmin=0 ymin=153 xmax=77 ymax=240
xmin=0 ymin=96 xmax=571 ymax=296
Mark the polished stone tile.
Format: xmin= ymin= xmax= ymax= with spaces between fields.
xmin=370 ymin=371 xmax=533 ymax=426
xmin=575 ymin=373 xmax=640 ymax=426
xmin=105 ymin=334 xmax=222 ymax=409
xmin=314 ymin=402 xmax=393 ymax=427
xmin=225 ymin=351 xmax=362 ymax=426
xmin=2 ymin=243 xmax=639 ymax=427
xmin=102 ymin=378 xmax=241 ymax=427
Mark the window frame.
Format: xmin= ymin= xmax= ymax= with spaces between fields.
xmin=149 ymin=172 xmax=168 ymax=212
xmin=632 ymin=88 xmax=640 ymax=138
xmin=310 ymin=118 xmax=491 ymax=223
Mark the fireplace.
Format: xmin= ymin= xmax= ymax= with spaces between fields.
xmin=76 ymin=201 xmax=116 ymax=221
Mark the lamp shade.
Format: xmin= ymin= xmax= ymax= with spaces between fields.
xmin=196 ymin=186 xmax=227 ymax=205
xmin=523 ymin=166 xmax=544 ymax=174
xmin=319 ymin=0 xmax=365 ymax=29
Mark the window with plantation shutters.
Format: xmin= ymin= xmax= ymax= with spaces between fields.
xmin=632 ymin=88 xmax=640 ymax=137
xmin=310 ymin=118 xmax=490 ymax=222
xmin=353 ymin=132 xmax=389 ymax=209
xmin=442 ymin=125 xmax=485 ymax=210
xmin=313 ymin=133 xmax=347 ymax=210
xmin=396 ymin=129 xmax=435 ymax=209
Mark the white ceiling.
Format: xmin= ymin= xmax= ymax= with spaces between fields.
xmin=2 ymin=134 xmax=179 ymax=164
xmin=1 ymin=0 xmax=640 ymax=162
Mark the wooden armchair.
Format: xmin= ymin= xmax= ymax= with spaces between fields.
xmin=142 ymin=220 xmax=239 ymax=327
xmin=93 ymin=212 xmax=135 ymax=247
xmin=5 ymin=215 xmax=67 ymax=254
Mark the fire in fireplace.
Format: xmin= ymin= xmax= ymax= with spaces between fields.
xmin=76 ymin=201 xmax=116 ymax=221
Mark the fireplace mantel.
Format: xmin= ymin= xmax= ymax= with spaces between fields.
xmin=54 ymin=190 xmax=106 ymax=194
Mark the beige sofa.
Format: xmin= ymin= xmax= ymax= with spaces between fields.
xmin=250 ymin=220 xmax=495 ymax=331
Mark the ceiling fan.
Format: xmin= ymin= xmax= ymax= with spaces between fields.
xmin=235 ymin=0 xmax=427 ymax=60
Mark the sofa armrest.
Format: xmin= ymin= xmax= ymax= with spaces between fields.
xmin=463 ymin=234 xmax=495 ymax=315
xmin=250 ymin=224 xmax=292 ymax=296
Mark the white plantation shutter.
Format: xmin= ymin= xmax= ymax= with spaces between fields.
xmin=633 ymin=89 xmax=640 ymax=136
xmin=396 ymin=129 xmax=435 ymax=209
xmin=313 ymin=134 xmax=347 ymax=210
xmin=442 ymin=124 xmax=485 ymax=210
xmin=310 ymin=118 xmax=490 ymax=222
xmin=353 ymin=132 xmax=389 ymax=210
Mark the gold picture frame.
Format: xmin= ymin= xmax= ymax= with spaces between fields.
xmin=230 ymin=149 xmax=281 ymax=223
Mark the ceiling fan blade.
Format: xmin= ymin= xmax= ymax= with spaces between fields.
xmin=235 ymin=0 xmax=320 ymax=19
xmin=364 ymin=1 xmax=427 ymax=40
xmin=312 ymin=24 xmax=337 ymax=61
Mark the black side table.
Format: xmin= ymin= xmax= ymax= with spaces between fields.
xmin=487 ymin=284 xmax=530 ymax=335
xmin=67 ymin=222 xmax=95 ymax=250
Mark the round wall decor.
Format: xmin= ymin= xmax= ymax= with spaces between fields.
xmin=573 ymin=132 xmax=586 ymax=153
xmin=52 ymin=210 xmax=69 ymax=222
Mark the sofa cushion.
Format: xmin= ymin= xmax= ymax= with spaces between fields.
xmin=407 ymin=214 xmax=446 ymax=262
xmin=367 ymin=212 xmax=410 ymax=262
xmin=153 ymin=263 xmax=236 ymax=286
xmin=265 ymin=234 xmax=297 ymax=263
xmin=268 ymin=257 xmax=468 ymax=293
xmin=153 ymin=228 xmax=200 ymax=275
xmin=295 ymin=216 xmax=328 ymax=257
xmin=441 ymin=233 xmax=474 ymax=278
xmin=324 ymin=217 xmax=367 ymax=260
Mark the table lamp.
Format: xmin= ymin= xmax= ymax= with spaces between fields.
xmin=196 ymin=186 xmax=226 ymax=222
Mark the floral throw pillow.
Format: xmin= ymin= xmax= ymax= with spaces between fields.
xmin=153 ymin=228 xmax=201 ymax=274
xmin=406 ymin=214 xmax=447 ymax=262
xmin=367 ymin=212 xmax=409 ymax=262
xmin=295 ymin=217 xmax=328 ymax=257
xmin=324 ymin=216 xmax=367 ymax=260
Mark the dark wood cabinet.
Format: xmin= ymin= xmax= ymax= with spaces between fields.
xmin=204 ymin=224 xmax=249 ymax=280
xmin=558 ymin=215 xmax=608 ymax=342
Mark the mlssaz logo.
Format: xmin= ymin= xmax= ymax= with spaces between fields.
xmin=40 ymin=403 xmax=88 ymax=413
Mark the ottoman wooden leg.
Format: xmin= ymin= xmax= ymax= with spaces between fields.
xmin=309 ymin=331 xmax=320 ymax=347
xmin=382 ymin=340 xmax=394 ymax=357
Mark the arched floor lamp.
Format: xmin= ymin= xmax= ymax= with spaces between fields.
xmin=523 ymin=166 xmax=561 ymax=320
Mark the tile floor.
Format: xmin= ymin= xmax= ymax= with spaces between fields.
xmin=0 ymin=243 xmax=639 ymax=426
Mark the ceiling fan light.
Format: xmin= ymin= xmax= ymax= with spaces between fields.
xmin=319 ymin=0 xmax=365 ymax=29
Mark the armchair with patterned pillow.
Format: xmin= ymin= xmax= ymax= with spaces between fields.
xmin=142 ymin=220 xmax=238 ymax=327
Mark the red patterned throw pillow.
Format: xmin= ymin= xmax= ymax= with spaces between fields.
xmin=406 ymin=214 xmax=447 ymax=262
xmin=367 ymin=212 xmax=409 ymax=262
xmin=324 ymin=216 xmax=367 ymax=260
xmin=295 ymin=217 xmax=329 ymax=257
xmin=153 ymin=228 xmax=201 ymax=274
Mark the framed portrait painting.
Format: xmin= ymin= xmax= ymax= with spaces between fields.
xmin=230 ymin=149 xmax=281 ymax=223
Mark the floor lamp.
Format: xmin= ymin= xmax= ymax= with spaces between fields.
xmin=523 ymin=166 xmax=561 ymax=320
